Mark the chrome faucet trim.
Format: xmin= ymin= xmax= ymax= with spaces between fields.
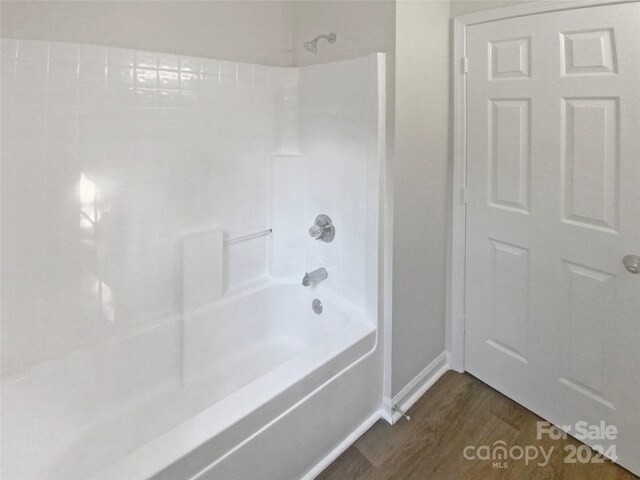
xmin=302 ymin=267 xmax=328 ymax=287
xmin=308 ymin=214 xmax=335 ymax=242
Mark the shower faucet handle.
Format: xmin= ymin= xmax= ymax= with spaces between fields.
xmin=309 ymin=224 xmax=324 ymax=239
xmin=308 ymin=214 xmax=335 ymax=243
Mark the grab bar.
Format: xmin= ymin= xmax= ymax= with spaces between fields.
xmin=224 ymin=228 xmax=272 ymax=245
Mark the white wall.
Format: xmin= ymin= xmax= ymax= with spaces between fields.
xmin=0 ymin=1 xmax=294 ymax=66
xmin=0 ymin=38 xmax=284 ymax=376
xmin=292 ymin=0 xmax=395 ymax=210
xmin=299 ymin=56 xmax=381 ymax=317
xmin=292 ymin=1 xmax=395 ymax=67
xmin=269 ymin=54 xmax=383 ymax=325
xmin=392 ymin=1 xmax=450 ymax=396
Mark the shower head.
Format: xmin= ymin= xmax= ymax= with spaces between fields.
xmin=303 ymin=41 xmax=318 ymax=54
xmin=303 ymin=33 xmax=337 ymax=54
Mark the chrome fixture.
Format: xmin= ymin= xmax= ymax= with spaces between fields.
xmin=623 ymin=254 xmax=640 ymax=274
xmin=224 ymin=228 xmax=272 ymax=245
xmin=312 ymin=298 xmax=323 ymax=314
xmin=308 ymin=214 xmax=335 ymax=243
xmin=303 ymin=33 xmax=337 ymax=54
xmin=302 ymin=267 xmax=328 ymax=287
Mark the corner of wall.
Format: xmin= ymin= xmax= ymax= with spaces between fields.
xmin=392 ymin=0 xmax=450 ymax=398
xmin=384 ymin=351 xmax=449 ymax=424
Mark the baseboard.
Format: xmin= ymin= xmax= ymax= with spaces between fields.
xmin=301 ymin=352 xmax=450 ymax=478
xmin=385 ymin=351 xmax=449 ymax=424
xmin=301 ymin=410 xmax=382 ymax=480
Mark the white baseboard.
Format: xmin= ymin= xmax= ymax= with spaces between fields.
xmin=302 ymin=352 xmax=450 ymax=478
xmin=301 ymin=410 xmax=382 ymax=480
xmin=385 ymin=351 xmax=449 ymax=424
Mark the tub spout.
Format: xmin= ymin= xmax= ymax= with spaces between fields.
xmin=302 ymin=267 xmax=328 ymax=287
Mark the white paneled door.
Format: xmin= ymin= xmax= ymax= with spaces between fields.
xmin=464 ymin=2 xmax=640 ymax=474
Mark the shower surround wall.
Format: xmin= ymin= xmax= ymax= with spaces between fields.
xmin=270 ymin=57 xmax=380 ymax=299
xmin=270 ymin=56 xmax=381 ymax=319
xmin=1 ymin=39 xmax=281 ymax=376
xmin=1 ymin=39 xmax=384 ymax=480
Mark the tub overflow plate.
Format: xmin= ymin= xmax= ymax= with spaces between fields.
xmin=312 ymin=298 xmax=323 ymax=314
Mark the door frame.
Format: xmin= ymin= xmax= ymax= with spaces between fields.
xmin=448 ymin=0 xmax=638 ymax=372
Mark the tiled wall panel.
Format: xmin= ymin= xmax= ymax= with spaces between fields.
xmin=1 ymin=39 xmax=283 ymax=374
xmin=298 ymin=57 xmax=379 ymax=312
xmin=2 ymin=38 xmax=380 ymax=384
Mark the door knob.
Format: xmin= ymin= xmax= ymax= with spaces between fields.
xmin=623 ymin=255 xmax=640 ymax=274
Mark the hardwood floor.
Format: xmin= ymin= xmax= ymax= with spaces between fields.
xmin=317 ymin=371 xmax=638 ymax=480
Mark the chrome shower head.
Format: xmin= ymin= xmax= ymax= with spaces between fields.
xmin=303 ymin=33 xmax=337 ymax=54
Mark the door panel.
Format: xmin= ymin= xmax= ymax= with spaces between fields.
xmin=465 ymin=2 xmax=640 ymax=474
xmin=487 ymin=239 xmax=530 ymax=364
xmin=559 ymin=260 xmax=617 ymax=410
xmin=489 ymin=98 xmax=531 ymax=213
xmin=562 ymin=97 xmax=619 ymax=232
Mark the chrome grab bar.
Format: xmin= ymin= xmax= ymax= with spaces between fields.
xmin=224 ymin=228 xmax=272 ymax=245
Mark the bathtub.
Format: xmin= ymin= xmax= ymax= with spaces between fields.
xmin=2 ymin=281 xmax=377 ymax=480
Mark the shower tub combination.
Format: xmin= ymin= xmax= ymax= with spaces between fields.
xmin=1 ymin=39 xmax=385 ymax=480
xmin=4 ymin=282 xmax=376 ymax=479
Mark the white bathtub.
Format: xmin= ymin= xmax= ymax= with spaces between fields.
xmin=2 ymin=281 xmax=376 ymax=480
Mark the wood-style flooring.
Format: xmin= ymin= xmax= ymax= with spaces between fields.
xmin=317 ymin=371 xmax=638 ymax=480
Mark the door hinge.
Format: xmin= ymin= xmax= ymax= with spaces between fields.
xmin=462 ymin=187 xmax=468 ymax=205
xmin=462 ymin=56 xmax=469 ymax=74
